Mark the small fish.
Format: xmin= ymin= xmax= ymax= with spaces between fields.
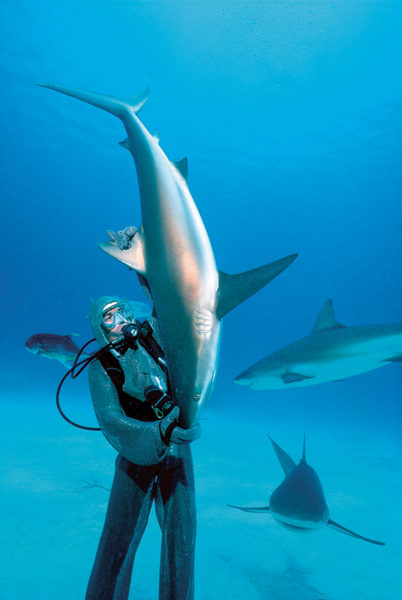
xmin=24 ymin=333 xmax=89 ymax=368
xmin=228 ymin=436 xmax=385 ymax=546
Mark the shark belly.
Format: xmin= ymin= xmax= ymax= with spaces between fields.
xmin=272 ymin=513 xmax=327 ymax=531
xmin=130 ymin=131 xmax=221 ymax=426
xmin=288 ymin=354 xmax=387 ymax=387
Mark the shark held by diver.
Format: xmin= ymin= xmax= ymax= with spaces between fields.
xmin=38 ymin=82 xmax=297 ymax=427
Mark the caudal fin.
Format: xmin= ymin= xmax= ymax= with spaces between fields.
xmin=37 ymin=83 xmax=148 ymax=120
xmin=216 ymin=253 xmax=297 ymax=320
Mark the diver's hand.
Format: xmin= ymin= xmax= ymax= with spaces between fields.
xmin=159 ymin=406 xmax=180 ymax=446
xmin=171 ymin=422 xmax=201 ymax=444
xmin=107 ymin=226 xmax=137 ymax=250
xmin=159 ymin=406 xmax=201 ymax=445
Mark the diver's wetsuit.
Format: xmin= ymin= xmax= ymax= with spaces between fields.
xmin=86 ymin=297 xmax=196 ymax=600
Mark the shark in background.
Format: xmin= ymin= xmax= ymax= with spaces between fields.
xmin=24 ymin=333 xmax=87 ymax=368
xmin=39 ymin=83 xmax=297 ymax=427
xmin=228 ymin=436 xmax=385 ymax=546
xmin=235 ymin=299 xmax=402 ymax=390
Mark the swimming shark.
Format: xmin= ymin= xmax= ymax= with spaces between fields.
xmin=235 ymin=299 xmax=402 ymax=390
xmin=38 ymin=83 xmax=297 ymax=427
xmin=24 ymin=333 xmax=86 ymax=368
xmin=228 ymin=436 xmax=385 ymax=545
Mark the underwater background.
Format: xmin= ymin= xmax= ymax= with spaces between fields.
xmin=1 ymin=1 xmax=401 ymax=598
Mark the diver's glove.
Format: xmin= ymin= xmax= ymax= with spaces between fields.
xmin=171 ymin=421 xmax=201 ymax=444
xmin=159 ymin=406 xmax=201 ymax=446
xmin=107 ymin=226 xmax=137 ymax=250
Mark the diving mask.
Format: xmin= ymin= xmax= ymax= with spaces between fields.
xmin=101 ymin=301 xmax=132 ymax=331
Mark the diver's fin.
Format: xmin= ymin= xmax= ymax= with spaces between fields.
xmin=216 ymin=254 xmax=298 ymax=320
xmin=312 ymin=299 xmax=345 ymax=333
xmin=98 ymin=226 xmax=146 ymax=275
xmin=268 ymin=437 xmax=296 ymax=476
xmin=172 ymin=157 xmax=188 ymax=180
xmin=327 ymin=519 xmax=385 ymax=546
xmin=37 ymin=83 xmax=149 ymax=118
xmin=383 ymin=355 xmax=402 ymax=363
xmin=282 ymin=372 xmax=313 ymax=384
xmin=227 ymin=504 xmax=270 ymax=514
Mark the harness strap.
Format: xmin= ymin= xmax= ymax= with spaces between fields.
xmin=97 ymin=351 xmax=157 ymax=422
xmin=137 ymin=321 xmax=169 ymax=378
xmin=98 ymin=322 xmax=173 ymax=421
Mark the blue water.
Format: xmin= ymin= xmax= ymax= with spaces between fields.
xmin=1 ymin=2 xmax=402 ymax=599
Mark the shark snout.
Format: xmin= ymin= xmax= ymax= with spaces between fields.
xmin=234 ymin=371 xmax=251 ymax=385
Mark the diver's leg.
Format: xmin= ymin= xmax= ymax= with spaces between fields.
xmin=86 ymin=455 xmax=158 ymax=600
xmin=157 ymin=444 xmax=196 ymax=600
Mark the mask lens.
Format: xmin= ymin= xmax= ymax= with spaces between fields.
xmin=102 ymin=302 xmax=130 ymax=330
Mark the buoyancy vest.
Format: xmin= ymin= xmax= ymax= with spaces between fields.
xmin=98 ymin=320 xmax=171 ymax=422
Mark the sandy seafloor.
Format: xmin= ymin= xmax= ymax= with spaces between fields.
xmin=1 ymin=391 xmax=401 ymax=600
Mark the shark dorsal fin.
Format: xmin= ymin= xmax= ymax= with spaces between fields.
xmin=216 ymin=254 xmax=297 ymax=320
xmin=301 ymin=433 xmax=306 ymax=464
xmin=312 ymin=299 xmax=345 ymax=333
xmin=172 ymin=157 xmax=188 ymax=180
xmin=268 ymin=436 xmax=297 ymax=476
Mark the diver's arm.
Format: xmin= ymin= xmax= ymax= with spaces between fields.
xmin=88 ymin=360 xmax=173 ymax=465
xmin=171 ymin=422 xmax=201 ymax=444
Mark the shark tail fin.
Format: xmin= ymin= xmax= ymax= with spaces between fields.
xmin=216 ymin=253 xmax=297 ymax=320
xmin=327 ymin=519 xmax=385 ymax=546
xmin=268 ymin=436 xmax=297 ymax=476
xmin=37 ymin=83 xmax=149 ymax=120
xmin=227 ymin=504 xmax=270 ymax=514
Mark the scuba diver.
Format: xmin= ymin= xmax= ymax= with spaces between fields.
xmin=85 ymin=295 xmax=200 ymax=600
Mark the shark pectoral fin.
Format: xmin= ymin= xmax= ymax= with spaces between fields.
xmin=327 ymin=519 xmax=385 ymax=546
xmin=268 ymin=437 xmax=297 ymax=475
xmin=98 ymin=228 xmax=146 ymax=275
xmin=282 ymin=372 xmax=313 ymax=384
xmin=216 ymin=253 xmax=298 ymax=319
xmin=227 ymin=504 xmax=270 ymax=513
xmin=384 ymin=355 xmax=402 ymax=363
